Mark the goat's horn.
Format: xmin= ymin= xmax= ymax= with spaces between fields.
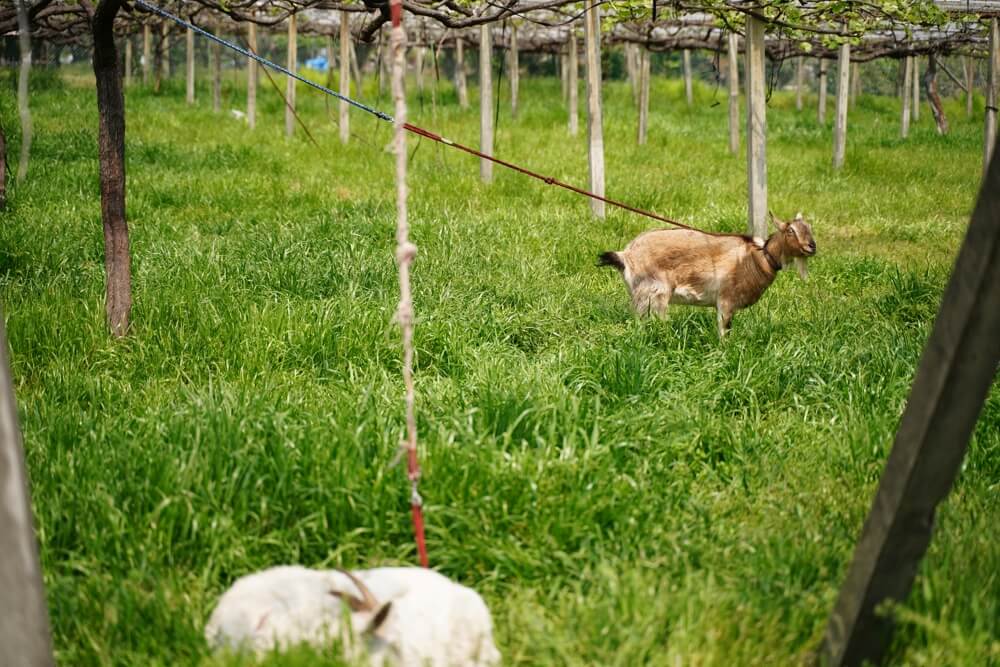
xmin=336 ymin=568 xmax=379 ymax=612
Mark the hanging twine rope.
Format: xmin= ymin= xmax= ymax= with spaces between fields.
xmin=390 ymin=0 xmax=429 ymax=569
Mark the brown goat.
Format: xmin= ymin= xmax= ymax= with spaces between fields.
xmin=598 ymin=212 xmax=816 ymax=337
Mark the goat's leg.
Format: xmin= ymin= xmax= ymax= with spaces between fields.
xmin=716 ymin=302 xmax=734 ymax=337
xmin=650 ymin=284 xmax=674 ymax=320
xmin=630 ymin=282 xmax=654 ymax=318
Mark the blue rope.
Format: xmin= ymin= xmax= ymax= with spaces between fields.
xmin=134 ymin=0 xmax=394 ymax=123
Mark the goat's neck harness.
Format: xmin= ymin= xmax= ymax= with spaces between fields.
xmin=760 ymin=237 xmax=783 ymax=273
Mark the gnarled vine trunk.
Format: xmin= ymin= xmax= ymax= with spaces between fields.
xmin=924 ymin=54 xmax=949 ymax=135
xmin=92 ymin=0 xmax=132 ymax=337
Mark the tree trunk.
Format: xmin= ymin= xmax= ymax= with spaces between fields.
xmin=185 ymin=26 xmax=195 ymax=104
xmin=636 ymin=46 xmax=649 ymax=145
xmin=833 ymin=42 xmax=851 ymax=169
xmin=142 ymin=24 xmax=151 ymax=85
xmin=795 ymin=56 xmax=804 ymax=111
xmin=924 ymin=55 xmax=949 ymax=135
xmin=728 ymin=31 xmax=739 ymax=155
xmin=817 ymin=58 xmax=828 ymax=124
xmin=162 ymin=27 xmax=170 ymax=79
xmin=124 ymin=37 xmax=132 ymax=86
xmin=339 ymin=14 xmax=350 ymax=143
xmin=0 ymin=309 xmax=55 ymax=667
xmin=211 ymin=39 xmax=221 ymax=112
xmin=987 ymin=19 xmax=999 ymax=176
xmin=568 ymin=31 xmax=578 ymax=135
xmin=964 ymin=56 xmax=974 ymax=118
xmin=326 ymin=34 xmax=335 ymax=89
xmin=16 ymin=0 xmax=31 ymax=184
xmin=560 ymin=51 xmax=568 ymax=102
xmin=479 ymin=24 xmax=493 ymax=183
xmin=285 ymin=14 xmax=297 ymax=138
xmin=455 ymin=37 xmax=468 ymax=109
xmin=247 ymin=22 xmax=257 ymax=130
xmin=509 ymin=24 xmax=519 ymax=118
xmin=583 ymin=3 xmax=604 ymax=218
xmin=683 ymin=49 xmax=693 ymax=106
xmin=745 ymin=15 xmax=767 ymax=238
xmin=850 ymin=61 xmax=860 ymax=108
xmin=93 ymin=0 xmax=132 ymax=337
xmin=912 ymin=56 xmax=920 ymax=121
xmin=901 ymin=57 xmax=912 ymax=139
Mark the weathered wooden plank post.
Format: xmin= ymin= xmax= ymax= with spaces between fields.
xmin=185 ymin=26 xmax=195 ymax=104
xmin=833 ymin=41 xmax=850 ymax=169
xmin=583 ymin=1 xmax=605 ymax=218
xmin=819 ymin=124 xmax=1000 ymax=667
xmin=211 ymin=39 xmax=221 ymax=112
xmin=286 ymin=13 xmax=297 ymax=139
xmin=818 ymin=58 xmax=828 ymax=124
xmin=0 ymin=312 xmax=55 ymax=667
xmin=901 ymin=56 xmax=912 ymax=139
xmin=683 ymin=49 xmax=693 ymax=106
xmin=795 ymin=55 xmax=804 ymax=111
xmin=247 ymin=22 xmax=257 ymax=130
xmin=510 ymin=23 xmax=519 ymax=117
xmin=637 ymin=46 xmax=650 ymax=145
xmin=480 ymin=24 xmax=493 ymax=183
xmin=143 ymin=24 xmax=152 ymax=85
xmin=986 ymin=18 xmax=999 ymax=176
xmin=728 ymin=31 xmax=740 ymax=155
xmin=340 ymin=14 xmax=350 ymax=143
xmin=912 ymin=56 xmax=920 ymax=121
xmin=124 ymin=37 xmax=132 ymax=85
xmin=745 ymin=15 xmax=767 ymax=238
xmin=964 ymin=56 xmax=974 ymax=118
xmin=455 ymin=35 xmax=469 ymax=109
xmin=568 ymin=30 xmax=579 ymax=136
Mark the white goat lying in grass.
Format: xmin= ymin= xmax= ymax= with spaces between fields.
xmin=598 ymin=212 xmax=817 ymax=336
xmin=205 ymin=565 xmax=501 ymax=666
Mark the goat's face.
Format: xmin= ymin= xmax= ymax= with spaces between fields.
xmin=771 ymin=212 xmax=816 ymax=280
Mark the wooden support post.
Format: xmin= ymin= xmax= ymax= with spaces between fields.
xmin=965 ymin=56 xmax=974 ymax=118
xmin=745 ymin=15 xmax=767 ymax=238
xmin=0 ymin=312 xmax=55 ymax=667
xmin=124 ymin=37 xmax=132 ymax=86
xmin=162 ymin=27 xmax=170 ymax=79
xmin=455 ymin=36 xmax=469 ymax=109
xmin=818 ymin=58 xmax=828 ymax=124
xmin=912 ymin=56 xmax=920 ymax=121
xmin=479 ymin=24 xmax=493 ymax=183
xmin=350 ymin=39 xmax=362 ymax=97
xmin=568 ymin=31 xmax=579 ymax=136
xmin=901 ymin=56 xmax=912 ymax=139
xmin=247 ymin=22 xmax=257 ymax=130
xmin=510 ymin=24 xmax=519 ymax=118
xmin=850 ymin=61 xmax=860 ymax=108
xmin=819 ymin=122 xmax=1000 ymax=667
xmin=795 ymin=56 xmax=804 ymax=111
xmin=728 ymin=31 xmax=740 ymax=155
xmin=212 ymin=39 xmax=221 ymax=112
xmin=185 ymin=27 xmax=195 ymax=104
xmin=986 ymin=19 xmax=999 ymax=175
xmin=637 ymin=47 xmax=649 ymax=145
xmin=683 ymin=49 xmax=693 ymax=106
xmin=583 ymin=2 xmax=605 ymax=218
xmin=340 ymin=14 xmax=350 ymax=143
xmin=142 ymin=24 xmax=151 ymax=85
xmin=627 ymin=43 xmax=639 ymax=106
xmin=285 ymin=14 xmax=297 ymax=139
xmin=833 ymin=42 xmax=850 ymax=169
xmin=561 ymin=50 xmax=568 ymax=102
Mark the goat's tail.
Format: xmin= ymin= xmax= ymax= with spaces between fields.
xmin=596 ymin=251 xmax=625 ymax=272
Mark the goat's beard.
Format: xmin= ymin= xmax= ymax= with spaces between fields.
xmin=794 ymin=257 xmax=809 ymax=280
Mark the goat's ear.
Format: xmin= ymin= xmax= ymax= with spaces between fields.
xmin=364 ymin=601 xmax=392 ymax=636
xmin=794 ymin=211 xmax=804 ymax=222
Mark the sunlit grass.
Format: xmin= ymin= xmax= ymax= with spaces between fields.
xmin=0 ymin=58 xmax=997 ymax=666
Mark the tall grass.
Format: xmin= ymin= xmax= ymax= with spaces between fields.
xmin=0 ymin=60 xmax=997 ymax=666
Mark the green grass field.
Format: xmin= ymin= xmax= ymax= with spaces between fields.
xmin=1 ymin=59 xmax=997 ymax=666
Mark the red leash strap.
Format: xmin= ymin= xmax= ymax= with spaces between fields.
xmin=402 ymin=122 xmax=705 ymax=234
